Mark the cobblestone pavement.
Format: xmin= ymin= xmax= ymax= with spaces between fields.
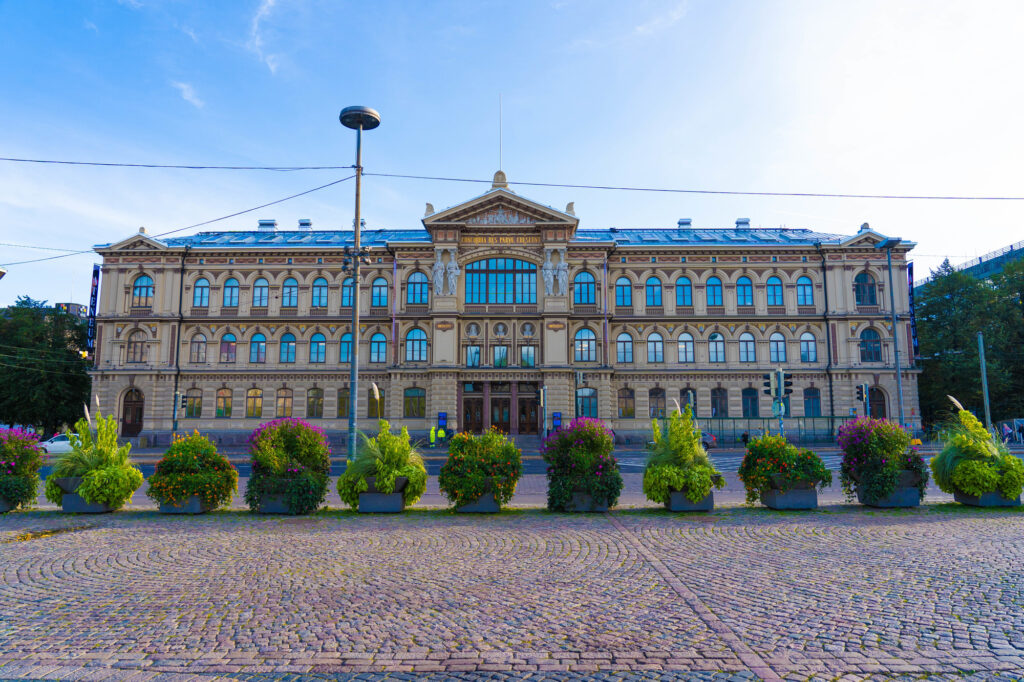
xmin=1 ymin=505 xmax=1023 ymax=681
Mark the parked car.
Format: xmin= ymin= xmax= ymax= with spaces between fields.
xmin=39 ymin=434 xmax=73 ymax=454
xmin=702 ymin=433 xmax=717 ymax=450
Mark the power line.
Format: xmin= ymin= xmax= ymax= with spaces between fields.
xmin=0 ymin=359 xmax=86 ymax=376
xmin=0 ymin=174 xmax=355 ymax=267
xmin=0 ymin=343 xmax=88 ymax=357
xmin=0 ymin=157 xmax=354 ymax=172
xmin=0 ymin=242 xmax=85 ymax=253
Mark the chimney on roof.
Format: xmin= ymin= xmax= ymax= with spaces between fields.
xmin=736 ymin=218 xmax=750 ymax=231
xmin=298 ymin=218 xmax=312 ymax=230
xmin=257 ymin=219 xmax=277 ymax=232
xmin=677 ymin=218 xmax=692 ymax=229
xmin=859 ymin=222 xmax=870 ymax=233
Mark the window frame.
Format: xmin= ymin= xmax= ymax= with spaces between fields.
xmin=738 ymin=332 xmax=756 ymax=363
xmin=306 ymin=388 xmax=324 ymax=418
xmin=369 ymin=333 xmax=387 ymax=363
xmin=215 ymin=388 xmax=232 ymax=418
xmin=192 ymin=278 xmax=209 ymax=307
xmin=616 ymin=332 xmax=633 ymax=363
xmin=245 ymin=388 xmax=263 ymax=418
xmin=576 ymin=387 xmax=597 ymax=418
xmin=615 ymin=277 xmax=632 ymax=307
xmin=131 ymin=275 xmax=154 ymax=308
xmin=311 ymin=277 xmax=329 ymax=308
xmin=800 ymin=332 xmax=817 ymax=363
xmin=403 ymin=387 xmax=426 ymax=418
xmin=708 ymin=333 xmax=725 ymax=363
xmin=339 ymin=332 xmax=353 ymax=363
xmin=678 ymin=333 xmax=695 ymax=363
xmin=769 ymin=332 xmax=787 ymax=363
xmin=648 ymin=388 xmax=666 ymax=419
xmin=796 ymin=276 xmax=814 ymax=306
xmin=407 ymin=272 xmax=429 ymax=305
xmin=520 ymin=345 xmax=536 ymax=367
xmin=219 ymin=333 xmax=237 ymax=363
xmin=854 ymin=272 xmax=877 ymax=306
xmin=617 ymin=388 xmax=635 ymax=418
xmin=309 ymin=333 xmax=326 ymax=363
xmin=706 ymin=277 xmax=723 ymax=307
xmin=405 ymin=328 xmax=427 ymax=362
xmin=185 ymin=390 xmax=202 ymax=418
xmin=574 ymin=328 xmax=597 ymax=362
xmin=279 ymin=333 xmax=296 ymax=364
xmin=371 ymin=277 xmax=389 ymax=307
xmin=249 ymin=333 xmax=266 ymax=364
xmin=676 ymin=277 xmax=693 ymax=307
xmin=275 ymin=389 xmax=293 ymax=418
xmin=281 ymin=278 xmax=299 ymax=308
xmin=189 ymin=334 xmax=207 ymax=363
xmin=645 ymin=277 xmax=662 ymax=307
xmin=647 ymin=332 xmax=664 ymax=363
xmin=222 ymin=278 xmax=240 ymax=308
xmin=252 ymin=278 xmax=270 ymax=307
xmin=859 ymin=328 xmax=882 ymax=362
xmin=465 ymin=258 xmax=537 ymax=305
xmin=736 ymin=277 xmax=754 ymax=306
xmin=766 ymin=276 xmax=784 ymax=307
xmin=573 ymin=271 xmax=596 ymax=305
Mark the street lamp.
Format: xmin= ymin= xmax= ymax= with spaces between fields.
xmin=340 ymin=105 xmax=381 ymax=460
xmin=875 ymin=236 xmax=905 ymax=430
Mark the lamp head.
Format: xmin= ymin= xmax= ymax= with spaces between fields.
xmin=875 ymin=237 xmax=903 ymax=250
xmin=339 ymin=106 xmax=381 ymax=131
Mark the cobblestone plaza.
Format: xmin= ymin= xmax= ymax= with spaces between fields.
xmin=2 ymin=503 xmax=1023 ymax=681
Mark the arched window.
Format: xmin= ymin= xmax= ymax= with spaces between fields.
xmin=341 ymin=277 xmax=354 ymax=307
xmin=616 ymin=332 xmax=633 ymax=363
xmin=279 ymin=333 xmax=296 ymax=363
xmin=803 ymin=387 xmax=821 ymax=417
xmin=219 ymin=333 xmax=237 ymax=363
xmin=615 ymin=277 xmax=632 ymax=307
xmin=371 ymin=277 xmax=389 ymax=307
xmin=407 ymin=272 xmax=429 ymax=305
xmin=306 ymin=388 xmax=324 ymax=418
xmin=249 ymin=333 xmax=266 ymax=363
xmin=281 ymin=278 xmax=298 ymax=308
xmin=405 ymin=328 xmax=427 ymax=362
xmin=222 ymin=278 xmax=239 ymax=307
xmin=797 ymin=276 xmax=814 ymax=306
xmin=576 ymin=387 xmax=597 ymax=418
xmin=678 ymin=332 xmax=695 ymax=363
xmin=769 ymin=332 xmax=787 ymax=363
xmin=574 ymin=328 xmax=596 ymax=362
xmin=868 ymin=386 xmax=887 ymax=418
xmin=339 ymin=332 xmax=352 ymax=363
xmin=800 ymin=332 xmax=817 ymax=363
xmin=368 ymin=387 xmax=385 ymax=418
xmin=681 ymin=388 xmax=697 ymax=416
xmin=647 ymin=332 xmax=664 ymax=363
xmin=311 ymin=277 xmax=328 ymax=308
xmin=127 ymin=330 xmax=147 ymax=363
xmin=766 ymin=276 xmax=784 ymax=306
xmin=741 ymin=387 xmax=759 ymax=418
xmin=710 ymin=387 xmax=728 ymax=418
xmin=192 ymin=278 xmax=209 ymax=307
xmin=708 ymin=332 xmax=725 ymax=363
xmin=649 ymin=388 xmax=666 ymax=418
xmin=189 ymin=333 xmax=207 ymax=363
xmin=854 ymin=272 xmax=877 ymax=306
xmin=215 ymin=388 xmax=232 ymax=418
xmin=245 ymin=388 xmax=263 ymax=418
xmin=706 ymin=277 xmax=723 ymax=307
xmin=676 ymin=277 xmax=693 ymax=307
xmin=404 ymin=387 xmax=426 ymax=418
xmin=252 ymin=278 xmax=269 ymax=307
xmin=276 ymin=388 xmax=293 ymax=418
xmin=859 ymin=328 xmax=882 ymax=362
xmin=617 ymin=388 xmax=635 ymax=418
xmin=465 ymin=258 xmax=537 ymax=304
xmin=573 ymin=271 xmax=596 ymax=305
xmin=645 ymin=277 xmax=662 ymax=307
xmin=185 ymin=388 xmax=202 ymax=418
xmin=736 ymin=277 xmax=753 ymax=307
xmin=370 ymin=333 xmax=387 ymax=363
xmin=337 ymin=387 xmax=349 ymax=418
xmin=131 ymin=275 xmax=154 ymax=308
xmin=738 ymin=332 xmax=756 ymax=363
xmin=309 ymin=333 xmax=326 ymax=363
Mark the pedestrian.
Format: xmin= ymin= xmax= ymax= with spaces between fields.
xmin=437 ymin=426 xmax=446 ymax=445
xmin=1002 ymin=423 xmax=1013 ymax=443
xmin=429 ymin=426 xmax=436 ymax=448
xmin=741 ymin=432 xmax=749 ymax=447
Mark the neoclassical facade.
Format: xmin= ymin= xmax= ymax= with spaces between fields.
xmin=91 ymin=172 xmax=921 ymax=443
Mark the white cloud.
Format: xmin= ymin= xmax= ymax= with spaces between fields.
xmin=247 ymin=0 xmax=280 ymax=74
xmin=83 ymin=20 xmax=99 ymax=33
xmin=117 ymin=0 xmax=142 ymax=8
xmin=633 ymin=1 xmax=687 ymax=36
xmin=171 ymin=81 xmax=204 ymax=109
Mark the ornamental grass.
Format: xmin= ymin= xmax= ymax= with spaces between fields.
xmin=43 ymin=414 xmax=143 ymax=509
xmin=643 ymin=405 xmax=724 ymax=505
xmin=931 ymin=397 xmax=1024 ymax=500
xmin=337 ymin=419 xmax=427 ymax=510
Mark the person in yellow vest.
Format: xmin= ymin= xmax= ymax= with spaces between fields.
xmin=429 ymin=426 xmax=436 ymax=448
xmin=437 ymin=427 xmax=446 ymax=445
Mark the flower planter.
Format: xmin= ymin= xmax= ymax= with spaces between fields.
xmin=159 ymin=495 xmax=214 ymax=515
xmin=52 ymin=477 xmax=115 ymax=514
xmin=0 ymin=497 xmax=13 ymax=513
xmin=953 ymin=491 xmax=1021 ymax=507
xmin=665 ymin=490 xmax=714 ymax=512
xmin=258 ymin=493 xmax=293 ymax=515
xmin=358 ymin=476 xmax=407 ymax=513
xmin=456 ymin=491 xmax=500 ymax=513
xmin=568 ymin=492 xmax=608 ymax=513
xmin=856 ymin=470 xmax=921 ymax=508
xmin=761 ymin=477 xmax=818 ymax=510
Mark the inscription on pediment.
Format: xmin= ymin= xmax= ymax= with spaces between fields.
xmin=467 ymin=207 xmax=535 ymax=225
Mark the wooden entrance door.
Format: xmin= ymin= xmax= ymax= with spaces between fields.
xmin=490 ymin=397 xmax=511 ymax=433
xmin=463 ymin=397 xmax=484 ymax=434
xmin=121 ymin=388 xmax=144 ymax=437
xmin=518 ymin=397 xmax=538 ymax=434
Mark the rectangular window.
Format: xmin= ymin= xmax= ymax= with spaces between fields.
xmin=742 ymin=390 xmax=759 ymax=418
xmin=215 ymin=390 xmax=232 ymax=418
xmin=337 ymin=389 xmax=349 ymax=418
xmin=467 ymin=345 xmax=481 ymax=367
xmin=276 ymin=393 xmax=293 ymax=418
xmin=404 ymin=388 xmax=426 ymax=418
xmin=804 ymin=390 xmax=822 ymax=417
xmin=520 ymin=346 xmax=535 ymax=367
xmin=493 ymin=345 xmax=508 ymax=367
xmin=245 ymin=392 xmax=262 ymax=418
xmin=185 ymin=393 xmax=202 ymax=418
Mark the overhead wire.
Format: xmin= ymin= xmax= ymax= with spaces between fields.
xmin=0 ymin=156 xmax=354 ymax=172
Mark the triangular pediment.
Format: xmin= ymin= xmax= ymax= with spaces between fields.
xmin=424 ymin=188 xmax=578 ymax=227
xmin=99 ymin=231 xmax=168 ymax=252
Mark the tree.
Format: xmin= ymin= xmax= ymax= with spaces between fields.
xmin=0 ymin=296 xmax=91 ymax=435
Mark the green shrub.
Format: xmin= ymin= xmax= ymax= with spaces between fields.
xmin=931 ymin=404 xmax=1024 ymax=500
xmin=146 ymin=431 xmax=238 ymax=509
xmin=541 ymin=417 xmax=622 ymax=511
xmin=439 ymin=429 xmax=522 ymax=509
xmin=643 ymin=406 xmax=724 ymax=504
xmin=243 ymin=418 xmax=330 ymax=515
xmin=337 ymin=420 xmax=427 ymax=510
xmin=737 ymin=433 xmax=832 ymax=505
xmin=0 ymin=427 xmax=44 ymax=510
xmin=838 ymin=416 xmax=928 ymax=504
xmin=44 ymin=414 xmax=142 ymax=509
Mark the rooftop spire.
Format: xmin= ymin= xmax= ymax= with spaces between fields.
xmin=491 ymin=170 xmax=508 ymax=189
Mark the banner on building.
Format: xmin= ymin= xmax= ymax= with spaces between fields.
xmin=86 ymin=264 xmax=100 ymax=352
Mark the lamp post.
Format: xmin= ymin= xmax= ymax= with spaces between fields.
xmin=340 ymin=105 xmax=381 ymax=460
xmin=875 ymin=237 xmax=905 ymax=430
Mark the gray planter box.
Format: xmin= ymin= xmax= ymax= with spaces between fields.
xmin=359 ymin=476 xmax=407 ymax=513
xmin=159 ymin=495 xmax=213 ymax=514
xmin=665 ymin=490 xmax=714 ymax=512
xmin=954 ymin=491 xmax=1021 ymax=507
xmin=456 ymin=491 xmax=500 ymax=513
xmin=53 ymin=476 xmax=83 ymax=494
xmin=568 ymin=492 xmax=608 ymax=513
xmin=0 ymin=497 xmax=13 ymax=513
xmin=761 ymin=487 xmax=818 ymax=510
xmin=61 ymin=493 xmax=114 ymax=514
xmin=856 ymin=470 xmax=921 ymax=508
xmin=258 ymin=493 xmax=293 ymax=514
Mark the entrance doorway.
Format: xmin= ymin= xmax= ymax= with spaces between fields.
xmin=122 ymin=388 xmax=144 ymax=437
xmin=491 ymin=397 xmax=511 ymax=433
xmin=868 ymin=386 xmax=887 ymax=419
xmin=463 ymin=397 xmax=484 ymax=434
xmin=518 ymin=397 xmax=538 ymax=434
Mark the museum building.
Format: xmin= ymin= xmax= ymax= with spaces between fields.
xmin=90 ymin=171 xmax=921 ymax=444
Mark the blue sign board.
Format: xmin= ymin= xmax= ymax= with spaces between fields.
xmin=437 ymin=412 xmax=447 ymax=429
xmin=552 ymin=412 xmax=562 ymax=430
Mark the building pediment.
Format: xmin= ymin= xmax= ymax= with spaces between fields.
xmin=425 ymin=188 xmax=577 ymax=227
xmin=97 ymin=230 xmax=168 ymax=253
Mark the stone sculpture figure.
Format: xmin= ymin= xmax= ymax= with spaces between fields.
xmin=445 ymin=254 xmax=460 ymax=296
xmin=542 ymin=250 xmax=555 ymax=296
xmin=555 ymin=250 xmax=569 ymax=296
xmin=432 ymin=252 xmax=445 ymax=296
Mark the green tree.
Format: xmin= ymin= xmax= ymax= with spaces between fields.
xmin=990 ymin=258 xmax=1024 ymax=419
xmin=0 ymin=296 xmax=91 ymax=436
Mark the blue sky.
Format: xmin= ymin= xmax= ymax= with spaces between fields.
xmin=2 ymin=0 xmax=1023 ymax=306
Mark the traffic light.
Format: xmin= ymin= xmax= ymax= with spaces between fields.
xmin=762 ymin=372 xmax=775 ymax=396
xmin=856 ymin=384 xmax=868 ymax=403
xmin=179 ymin=393 xmax=187 ymax=410
xmin=782 ymin=371 xmax=794 ymax=396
